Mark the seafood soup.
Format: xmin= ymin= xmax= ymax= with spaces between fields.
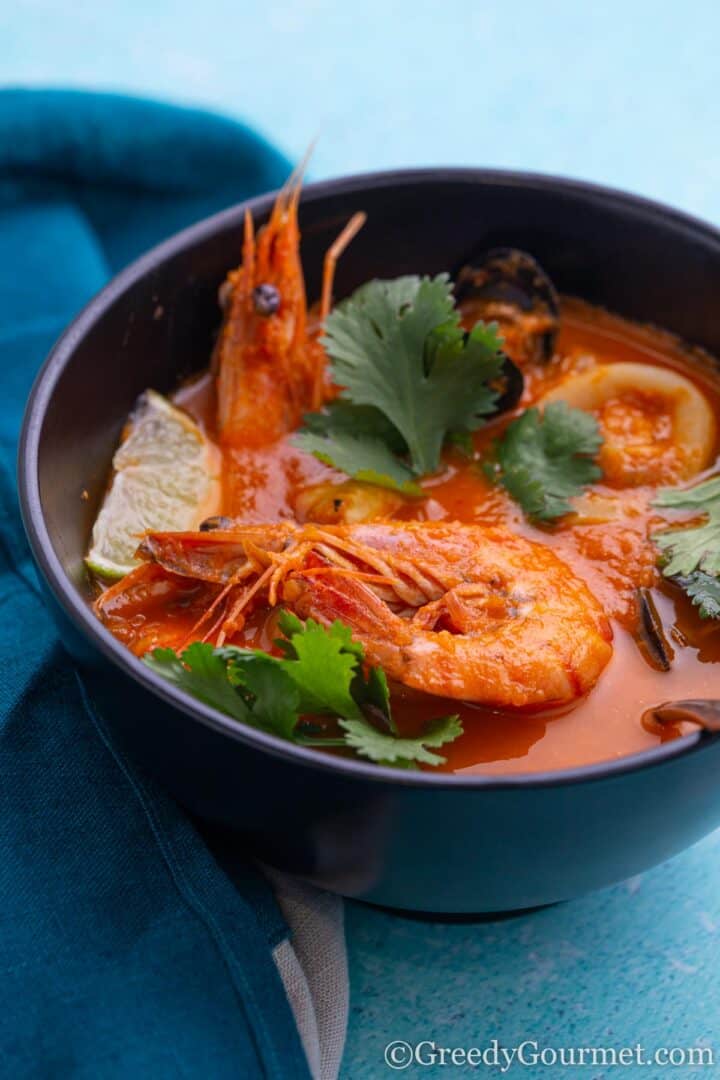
xmin=87 ymin=175 xmax=720 ymax=776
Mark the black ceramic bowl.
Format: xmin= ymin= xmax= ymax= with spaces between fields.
xmin=19 ymin=169 xmax=720 ymax=914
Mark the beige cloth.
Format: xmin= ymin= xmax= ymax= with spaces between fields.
xmin=267 ymin=871 xmax=349 ymax=1080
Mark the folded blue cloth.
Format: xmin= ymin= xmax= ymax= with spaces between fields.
xmin=0 ymin=89 xmax=313 ymax=1078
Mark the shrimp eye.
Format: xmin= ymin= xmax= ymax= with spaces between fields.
xmin=199 ymin=515 xmax=234 ymax=532
xmin=252 ymin=283 xmax=281 ymax=316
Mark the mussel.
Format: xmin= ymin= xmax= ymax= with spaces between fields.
xmin=493 ymin=353 xmax=525 ymax=415
xmin=635 ymin=587 xmax=675 ymax=672
xmin=455 ymin=247 xmax=559 ymax=364
xmin=642 ymin=699 xmax=720 ymax=735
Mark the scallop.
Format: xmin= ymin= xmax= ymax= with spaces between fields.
xmin=294 ymin=481 xmax=407 ymax=524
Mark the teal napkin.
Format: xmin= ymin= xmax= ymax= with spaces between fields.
xmin=0 ymin=89 xmax=313 ymax=1079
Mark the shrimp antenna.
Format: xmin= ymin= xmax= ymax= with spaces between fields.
xmin=320 ymin=211 xmax=367 ymax=323
xmin=242 ymin=209 xmax=256 ymax=290
xmin=311 ymin=211 xmax=367 ymax=408
xmin=278 ymin=139 xmax=317 ymax=212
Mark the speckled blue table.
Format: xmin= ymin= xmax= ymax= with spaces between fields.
xmin=5 ymin=1 xmax=720 ymax=1074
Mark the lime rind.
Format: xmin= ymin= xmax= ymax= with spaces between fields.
xmin=86 ymin=390 xmax=219 ymax=579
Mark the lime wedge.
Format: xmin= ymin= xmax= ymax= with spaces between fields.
xmin=86 ymin=389 xmax=220 ymax=579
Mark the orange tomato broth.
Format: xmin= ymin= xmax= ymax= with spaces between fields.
xmin=164 ymin=296 xmax=720 ymax=775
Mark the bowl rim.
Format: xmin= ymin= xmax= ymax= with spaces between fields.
xmin=18 ymin=164 xmax=720 ymax=791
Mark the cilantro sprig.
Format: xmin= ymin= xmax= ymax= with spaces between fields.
xmin=652 ymin=475 xmax=720 ymax=619
xmin=145 ymin=612 xmax=462 ymax=768
xmin=293 ymin=275 xmax=505 ymax=492
xmin=296 ymin=401 xmax=420 ymax=494
xmin=487 ymin=401 xmax=603 ymax=521
xmin=676 ymin=572 xmax=720 ymax=620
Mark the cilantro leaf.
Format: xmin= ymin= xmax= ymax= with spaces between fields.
xmin=490 ymin=401 xmax=603 ymax=521
xmin=422 ymin=320 xmax=504 ymax=437
xmin=294 ymin=400 xmax=421 ymax=495
xmin=293 ymin=429 xmax=421 ymax=494
xmin=340 ymin=274 xmax=427 ymax=315
xmin=276 ymin=609 xmax=364 ymax=659
xmin=144 ymin=614 xmax=463 ymax=768
xmin=295 ymin=275 xmax=505 ymax=485
xmin=145 ymin=643 xmax=253 ymax=724
xmin=677 ymin=571 xmax=720 ymax=620
xmin=446 ymin=430 xmax=475 ymax=459
xmin=653 ymin=475 xmax=720 ymax=577
xmin=651 ymin=475 xmax=720 ymax=619
xmin=338 ymin=714 xmax=462 ymax=766
xmin=275 ymin=615 xmax=362 ymax=719
xmin=225 ymin=653 xmax=300 ymax=739
xmin=274 ymin=609 xmax=307 ymax=646
xmin=300 ymin=400 xmax=408 ymax=453
xmin=324 ymin=275 xmax=504 ymax=474
xmin=351 ymin=664 xmax=395 ymax=732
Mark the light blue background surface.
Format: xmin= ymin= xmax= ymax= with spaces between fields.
xmin=4 ymin=1 xmax=720 ymax=1075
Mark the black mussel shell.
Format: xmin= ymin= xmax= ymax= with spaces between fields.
xmin=642 ymin=699 xmax=720 ymax=734
xmin=494 ymin=353 xmax=524 ymax=415
xmin=455 ymin=248 xmax=559 ymax=362
xmin=635 ymin=587 xmax=674 ymax=672
xmin=457 ymin=331 xmax=524 ymax=416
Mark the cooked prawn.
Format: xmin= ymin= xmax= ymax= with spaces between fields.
xmin=100 ymin=521 xmax=614 ymax=707
xmin=213 ymin=163 xmax=365 ymax=446
xmin=284 ymin=524 xmax=613 ymax=707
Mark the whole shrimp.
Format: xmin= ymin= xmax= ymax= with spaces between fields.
xmin=99 ymin=522 xmax=613 ymax=708
xmin=213 ymin=164 xmax=365 ymax=446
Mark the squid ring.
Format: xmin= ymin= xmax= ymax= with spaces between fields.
xmin=542 ymin=361 xmax=716 ymax=486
